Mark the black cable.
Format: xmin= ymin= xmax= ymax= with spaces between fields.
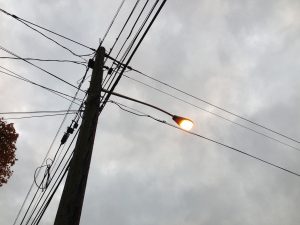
xmin=100 ymin=0 xmax=126 ymax=45
xmin=0 ymin=110 xmax=81 ymax=115
xmin=129 ymin=68 xmax=300 ymax=145
xmin=105 ymin=0 xmax=140 ymax=60
xmin=100 ymin=0 xmax=167 ymax=114
xmin=13 ymin=65 xmax=89 ymax=225
xmin=5 ymin=112 xmax=77 ymax=120
xmin=19 ymin=69 xmax=87 ymax=225
xmin=123 ymin=74 xmax=300 ymax=152
xmin=28 ymin=129 xmax=79 ymax=225
xmin=22 ymin=118 xmax=81 ymax=225
xmin=166 ymin=122 xmax=300 ymax=177
xmin=33 ymin=163 xmax=52 ymax=191
xmin=13 ymin=18 xmax=88 ymax=61
xmin=112 ymin=101 xmax=300 ymax=178
xmin=102 ymin=0 xmax=149 ymax=87
xmin=102 ymin=0 xmax=142 ymax=87
xmin=0 ymin=67 xmax=82 ymax=100
xmin=0 ymin=45 xmax=85 ymax=92
xmin=33 ymin=160 xmax=70 ymax=225
xmin=0 ymin=8 xmax=95 ymax=51
xmin=0 ymin=56 xmax=86 ymax=66
xmin=0 ymin=69 xmax=82 ymax=106
xmin=18 ymin=167 xmax=50 ymax=225
xmin=102 ymin=0 xmax=160 ymax=97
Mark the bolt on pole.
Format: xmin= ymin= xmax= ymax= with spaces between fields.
xmin=54 ymin=46 xmax=105 ymax=225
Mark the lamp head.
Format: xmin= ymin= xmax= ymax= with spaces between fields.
xmin=172 ymin=115 xmax=194 ymax=131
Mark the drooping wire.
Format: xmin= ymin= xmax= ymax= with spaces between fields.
xmin=13 ymin=65 xmax=90 ymax=225
xmin=100 ymin=0 xmax=167 ymax=115
xmin=0 ymin=8 xmax=94 ymax=61
xmin=102 ymin=0 xmax=160 ymax=100
xmin=110 ymin=100 xmax=300 ymax=178
xmin=33 ymin=163 xmax=52 ymax=191
xmin=0 ymin=56 xmax=86 ymax=66
xmin=0 ymin=67 xmax=82 ymax=105
xmin=101 ymin=0 xmax=142 ymax=88
xmin=0 ymin=45 xmax=85 ymax=92
xmin=128 ymin=67 xmax=300 ymax=145
xmin=109 ymin=0 xmax=149 ymax=63
xmin=104 ymin=0 xmax=160 ymax=93
xmin=27 ymin=129 xmax=79 ymax=225
xmin=104 ymin=0 xmax=140 ymax=61
xmin=102 ymin=0 xmax=149 ymax=87
xmin=122 ymin=74 xmax=300 ymax=152
xmin=4 ymin=112 xmax=77 ymax=120
xmin=18 ymin=103 xmax=83 ymax=225
xmin=100 ymin=0 xmax=126 ymax=46
xmin=29 ymin=98 xmax=85 ymax=225
xmin=0 ymin=8 xmax=95 ymax=51
xmin=0 ymin=110 xmax=81 ymax=115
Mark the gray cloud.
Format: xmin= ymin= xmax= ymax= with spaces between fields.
xmin=0 ymin=0 xmax=300 ymax=225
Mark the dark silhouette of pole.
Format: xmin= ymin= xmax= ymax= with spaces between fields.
xmin=54 ymin=46 xmax=105 ymax=225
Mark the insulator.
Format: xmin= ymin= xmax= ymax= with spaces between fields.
xmin=108 ymin=68 xmax=113 ymax=74
xmin=67 ymin=126 xmax=74 ymax=134
xmin=73 ymin=122 xmax=79 ymax=129
xmin=61 ymin=133 xmax=70 ymax=144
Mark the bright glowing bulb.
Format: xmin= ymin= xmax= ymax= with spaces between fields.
xmin=179 ymin=119 xmax=194 ymax=131
xmin=172 ymin=115 xmax=194 ymax=131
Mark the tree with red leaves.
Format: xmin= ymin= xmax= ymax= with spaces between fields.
xmin=0 ymin=118 xmax=18 ymax=186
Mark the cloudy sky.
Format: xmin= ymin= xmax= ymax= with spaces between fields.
xmin=1 ymin=0 xmax=300 ymax=224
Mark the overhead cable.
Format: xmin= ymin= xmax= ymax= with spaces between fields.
xmin=0 ymin=67 xmax=82 ymax=105
xmin=112 ymin=101 xmax=300 ymax=178
xmin=0 ymin=56 xmax=86 ymax=66
xmin=100 ymin=0 xmax=126 ymax=45
xmin=13 ymin=65 xmax=89 ymax=225
xmin=5 ymin=112 xmax=77 ymax=120
xmin=100 ymin=0 xmax=166 ymax=112
xmin=0 ymin=8 xmax=96 ymax=51
xmin=123 ymin=74 xmax=300 ymax=152
xmin=0 ymin=45 xmax=84 ymax=92
xmin=129 ymin=68 xmax=300 ymax=145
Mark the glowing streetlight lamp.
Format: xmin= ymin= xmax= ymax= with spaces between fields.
xmin=101 ymin=89 xmax=194 ymax=130
xmin=172 ymin=115 xmax=194 ymax=131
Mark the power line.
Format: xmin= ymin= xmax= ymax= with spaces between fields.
xmin=111 ymin=101 xmax=300 ymax=178
xmin=128 ymin=68 xmax=300 ymax=145
xmin=4 ymin=112 xmax=77 ymax=120
xmin=12 ymin=17 xmax=88 ymax=61
xmin=0 ymin=110 xmax=81 ymax=115
xmin=16 ymin=107 xmax=82 ymax=225
xmin=102 ymin=0 xmax=149 ymax=88
xmin=100 ymin=0 xmax=166 ymax=113
xmin=122 ymin=74 xmax=300 ymax=152
xmin=13 ymin=66 xmax=89 ymax=225
xmin=102 ymin=0 xmax=143 ymax=87
xmin=103 ymin=0 xmax=159 ymax=92
xmin=0 ymin=8 xmax=96 ymax=51
xmin=0 ymin=56 xmax=86 ymax=66
xmin=100 ymin=0 xmax=126 ymax=45
xmin=0 ymin=45 xmax=85 ymax=92
xmin=26 ymin=130 xmax=79 ymax=225
xmin=105 ymin=0 xmax=140 ymax=60
xmin=0 ymin=67 xmax=82 ymax=105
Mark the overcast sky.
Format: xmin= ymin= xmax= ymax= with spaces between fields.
xmin=1 ymin=0 xmax=300 ymax=224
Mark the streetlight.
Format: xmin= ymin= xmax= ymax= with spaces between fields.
xmin=102 ymin=89 xmax=194 ymax=131
xmin=172 ymin=115 xmax=194 ymax=131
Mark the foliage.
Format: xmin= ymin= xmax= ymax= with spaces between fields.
xmin=0 ymin=118 xmax=18 ymax=186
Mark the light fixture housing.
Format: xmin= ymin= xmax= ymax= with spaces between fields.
xmin=172 ymin=115 xmax=194 ymax=131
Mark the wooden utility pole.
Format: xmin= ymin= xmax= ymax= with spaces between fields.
xmin=54 ymin=46 xmax=105 ymax=225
